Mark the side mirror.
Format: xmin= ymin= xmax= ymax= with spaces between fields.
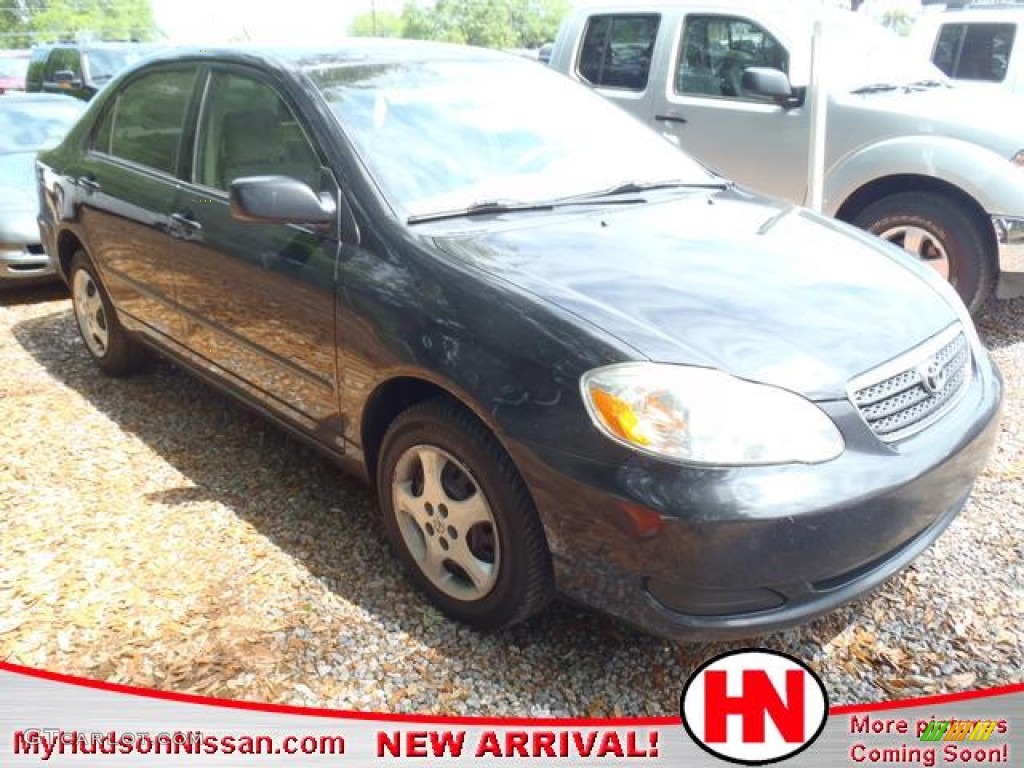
xmin=52 ymin=69 xmax=81 ymax=87
xmin=741 ymin=67 xmax=801 ymax=106
xmin=229 ymin=176 xmax=336 ymax=226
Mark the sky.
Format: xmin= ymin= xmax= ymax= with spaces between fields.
xmin=150 ymin=0 xmax=408 ymax=44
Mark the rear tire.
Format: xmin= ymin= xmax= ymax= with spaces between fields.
xmin=69 ymin=250 xmax=148 ymax=376
xmin=377 ymin=398 xmax=554 ymax=630
xmin=854 ymin=192 xmax=994 ymax=314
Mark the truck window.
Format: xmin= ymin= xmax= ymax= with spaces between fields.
xmin=577 ymin=14 xmax=660 ymax=91
xmin=676 ymin=15 xmax=789 ymax=100
xmin=933 ymin=23 xmax=1015 ymax=83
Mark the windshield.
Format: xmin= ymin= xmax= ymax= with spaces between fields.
xmin=822 ymin=12 xmax=946 ymax=91
xmin=0 ymin=152 xmax=36 ymax=190
xmin=309 ymin=57 xmax=713 ymax=218
xmin=0 ymin=100 xmax=86 ymax=153
xmin=86 ymin=48 xmax=147 ymax=81
xmin=0 ymin=57 xmax=28 ymax=79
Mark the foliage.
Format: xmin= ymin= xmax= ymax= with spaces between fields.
xmin=350 ymin=0 xmax=570 ymax=50
xmin=881 ymin=9 xmax=914 ymax=37
xmin=349 ymin=9 xmax=403 ymax=39
xmin=1 ymin=1 xmax=157 ymax=49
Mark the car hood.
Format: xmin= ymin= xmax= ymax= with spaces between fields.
xmin=432 ymin=189 xmax=959 ymax=400
xmin=847 ymin=85 xmax=1024 ymax=158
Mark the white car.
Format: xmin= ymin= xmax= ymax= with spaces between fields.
xmin=0 ymin=93 xmax=85 ymax=286
xmin=912 ymin=6 xmax=1024 ymax=97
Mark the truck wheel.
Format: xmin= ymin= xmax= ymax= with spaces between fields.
xmin=377 ymin=398 xmax=554 ymax=630
xmin=854 ymin=192 xmax=994 ymax=314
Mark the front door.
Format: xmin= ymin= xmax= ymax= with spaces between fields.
xmin=171 ymin=68 xmax=340 ymax=434
xmin=655 ymin=13 xmax=810 ymax=204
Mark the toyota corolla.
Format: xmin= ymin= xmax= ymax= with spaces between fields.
xmin=36 ymin=42 xmax=1002 ymax=639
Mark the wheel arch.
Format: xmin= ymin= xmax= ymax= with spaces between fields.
xmin=834 ymin=174 xmax=997 ymax=265
xmin=56 ymin=228 xmax=86 ymax=281
xmin=359 ymin=375 xmax=509 ymax=489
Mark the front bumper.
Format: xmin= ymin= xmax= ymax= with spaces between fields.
xmin=992 ymin=215 xmax=1024 ymax=299
xmin=510 ymin=354 xmax=1002 ymax=640
xmin=0 ymin=243 xmax=56 ymax=284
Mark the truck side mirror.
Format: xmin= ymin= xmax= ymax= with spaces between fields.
xmin=742 ymin=67 xmax=803 ymax=108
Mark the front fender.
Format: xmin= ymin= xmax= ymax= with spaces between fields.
xmin=825 ymin=135 xmax=1024 ymax=219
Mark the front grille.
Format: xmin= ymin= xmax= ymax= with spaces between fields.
xmin=850 ymin=325 xmax=971 ymax=442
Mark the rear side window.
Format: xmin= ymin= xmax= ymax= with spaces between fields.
xmin=91 ymin=103 xmax=114 ymax=154
xmin=933 ymin=22 xmax=1016 ymax=82
xmin=108 ymin=68 xmax=197 ymax=174
xmin=577 ymin=14 xmax=660 ymax=91
xmin=45 ymin=49 xmax=79 ymax=80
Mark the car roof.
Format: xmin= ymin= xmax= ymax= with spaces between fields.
xmin=0 ymin=92 xmax=83 ymax=104
xmin=932 ymin=8 xmax=1024 ymax=22
xmin=40 ymin=41 xmax=157 ymax=49
xmin=135 ymin=38 xmax=511 ymax=74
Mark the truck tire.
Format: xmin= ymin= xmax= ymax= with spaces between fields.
xmin=854 ymin=192 xmax=995 ymax=314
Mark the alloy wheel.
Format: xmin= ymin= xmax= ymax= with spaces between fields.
xmin=391 ymin=444 xmax=500 ymax=601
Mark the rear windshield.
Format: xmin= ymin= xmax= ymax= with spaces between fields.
xmin=0 ymin=57 xmax=29 ymax=78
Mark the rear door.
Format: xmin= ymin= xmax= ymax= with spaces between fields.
xmin=653 ymin=12 xmax=809 ymax=203
xmin=571 ymin=12 xmax=665 ymax=124
xmin=75 ymin=65 xmax=200 ymax=340
xmin=170 ymin=66 xmax=340 ymax=433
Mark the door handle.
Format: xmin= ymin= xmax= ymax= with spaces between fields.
xmin=77 ymin=175 xmax=101 ymax=192
xmin=655 ymin=112 xmax=688 ymax=125
xmin=170 ymin=212 xmax=202 ymax=231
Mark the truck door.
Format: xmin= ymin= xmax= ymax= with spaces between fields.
xmin=653 ymin=13 xmax=810 ymax=204
xmin=572 ymin=12 xmax=664 ymax=126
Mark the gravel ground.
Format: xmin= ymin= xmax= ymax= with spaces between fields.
xmin=1 ymin=285 xmax=1021 ymax=716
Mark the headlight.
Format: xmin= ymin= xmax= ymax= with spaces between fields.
xmin=1011 ymin=150 xmax=1024 ymax=168
xmin=581 ymin=364 xmax=844 ymax=465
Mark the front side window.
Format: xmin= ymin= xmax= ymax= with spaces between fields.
xmin=677 ymin=15 xmax=789 ymax=99
xmin=194 ymin=72 xmax=321 ymax=191
xmin=577 ymin=14 xmax=660 ymax=90
xmin=933 ymin=23 xmax=1015 ymax=82
xmin=108 ymin=68 xmax=196 ymax=174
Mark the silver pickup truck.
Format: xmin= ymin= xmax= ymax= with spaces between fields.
xmin=549 ymin=0 xmax=1024 ymax=312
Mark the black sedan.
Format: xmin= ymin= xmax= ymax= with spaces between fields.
xmin=36 ymin=42 xmax=1002 ymax=639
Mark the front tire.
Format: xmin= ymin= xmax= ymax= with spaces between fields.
xmin=854 ymin=192 xmax=994 ymax=314
xmin=69 ymin=251 xmax=148 ymax=376
xmin=377 ymin=398 xmax=554 ymax=630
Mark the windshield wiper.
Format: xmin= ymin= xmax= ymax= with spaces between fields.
xmin=408 ymin=199 xmax=559 ymax=224
xmin=907 ymin=79 xmax=947 ymax=89
xmin=568 ymin=178 xmax=732 ymax=200
xmin=407 ymin=194 xmax=654 ymax=224
xmin=851 ymin=83 xmax=900 ymax=94
xmin=852 ymin=80 xmax=946 ymax=95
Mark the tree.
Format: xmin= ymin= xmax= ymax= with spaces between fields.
xmin=509 ymin=0 xmax=569 ymax=48
xmin=349 ymin=9 xmax=404 ymax=38
xmin=349 ymin=0 xmax=570 ymax=50
xmin=1 ymin=0 xmax=157 ymax=49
